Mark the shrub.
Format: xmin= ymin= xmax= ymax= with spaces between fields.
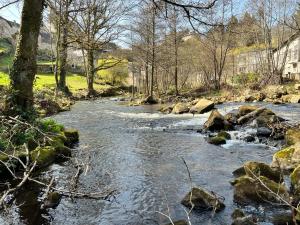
xmin=39 ymin=119 xmax=64 ymax=134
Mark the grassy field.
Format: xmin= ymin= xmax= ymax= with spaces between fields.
xmin=0 ymin=72 xmax=109 ymax=92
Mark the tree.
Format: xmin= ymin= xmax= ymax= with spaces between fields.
xmin=69 ymin=0 xmax=124 ymax=97
xmin=5 ymin=0 xmax=45 ymax=115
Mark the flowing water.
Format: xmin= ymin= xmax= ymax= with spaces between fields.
xmin=2 ymin=100 xmax=300 ymax=225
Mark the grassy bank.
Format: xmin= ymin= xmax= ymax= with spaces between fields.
xmin=0 ymin=71 xmax=110 ymax=93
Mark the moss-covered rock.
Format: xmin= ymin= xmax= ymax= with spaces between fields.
xmin=290 ymin=165 xmax=300 ymax=194
xmin=271 ymin=145 xmax=300 ymax=170
xmin=181 ymin=187 xmax=225 ymax=212
xmin=189 ymin=99 xmax=214 ymax=114
xmin=208 ymin=136 xmax=226 ymax=145
xmin=286 ymin=129 xmax=300 ymax=146
xmin=30 ymin=146 xmax=57 ymax=168
xmin=43 ymin=191 xmax=61 ymax=209
xmin=64 ymin=129 xmax=79 ymax=146
xmin=218 ymin=131 xmax=231 ymax=140
xmin=172 ymin=103 xmax=190 ymax=114
xmin=232 ymin=175 xmax=289 ymax=204
xmin=243 ymin=161 xmax=282 ymax=183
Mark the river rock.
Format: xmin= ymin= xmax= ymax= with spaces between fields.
xmin=141 ymin=95 xmax=158 ymax=104
xmin=256 ymin=127 xmax=272 ymax=137
xmin=172 ymin=103 xmax=190 ymax=114
xmin=64 ymin=129 xmax=79 ymax=146
xmin=243 ymin=161 xmax=282 ymax=183
xmin=286 ymin=129 xmax=300 ymax=146
xmin=232 ymin=175 xmax=289 ymax=204
xmin=225 ymin=112 xmax=238 ymax=125
xmin=42 ymin=192 xmax=61 ymax=209
xmin=244 ymin=135 xmax=255 ymax=142
xmin=189 ymin=99 xmax=214 ymax=114
xmin=218 ymin=131 xmax=231 ymax=140
xmin=181 ymin=187 xmax=225 ymax=212
xmin=233 ymin=167 xmax=246 ymax=177
xmin=160 ymin=105 xmax=173 ymax=114
xmin=290 ymin=165 xmax=300 ymax=194
xmin=164 ymin=220 xmax=188 ymax=225
xmin=208 ymin=136 xmax=226 ymax=145
xmin=232 ymin=215 xmax=257 ymax=225
xmin=290 ymin=95 xmax=300 ymax=104
xmin=238 ymin=105 xmax=258 ymax=117
xmin=271 ymin=144 xmax=300 ymax=170
xmin=204 ymin=110 xmax=231 ymax=131
xmin=271 ymin=210 xmax=293 ymax=225
xmin=231 ymin=208 xmax=245 ymax=219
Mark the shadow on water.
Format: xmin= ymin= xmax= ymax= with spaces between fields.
xmin=1 ymin=100 xmax=300 ymax=225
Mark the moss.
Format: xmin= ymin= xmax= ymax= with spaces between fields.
xmin=286 ymin=129 xmax=300 ymax=146
xmin=30 ymin=146 xmax=56 ymax=168
xmin=40 ymin=119 xmax=64 ymax=133
xmin=217 ymin=131 xmax=231 ymax=140
xmin=274 ymin=147 xmax=295 ymax=159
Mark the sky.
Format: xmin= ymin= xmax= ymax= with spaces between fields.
xmin=0 ymin=4 xmax=21 ymax=22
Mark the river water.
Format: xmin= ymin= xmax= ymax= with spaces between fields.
xmin=2 ymin=100 xmax=300 ymax=225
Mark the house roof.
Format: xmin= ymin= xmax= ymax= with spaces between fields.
xmin=273 ymin=31 xmax=300 ymax=52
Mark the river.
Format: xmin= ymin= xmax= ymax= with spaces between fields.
xmin=1 ymin=100 xmax=300 ymax=225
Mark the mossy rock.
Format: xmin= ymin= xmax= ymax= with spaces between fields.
xmin=181 ymin=187 xmax=225 ymax=212
xmin=232 ymin=175 xmax=289 ymax=205
xmin=218 ymin=131 xmax=231 ymax=140
xmin=271 ymin=146 xmax=296 ymax=170
xmin=286 ymin=129 xmax=300 ymax=146
xmin=290 ymin=165 xmax=300 ymax=194
xmin=244 ymin=161 xmax=282 ymax=183
xmin=30 ymin=146 xmax=57 ymax=168
xmin=43 ymin=191 xmax=61 ymax=209
xmin=63 ymin=129 xmax=79 ymax=146
xmin=208 ymin=136 xmax=226 ymax=145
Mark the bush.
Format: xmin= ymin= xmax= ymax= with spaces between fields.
xmin=232 ymin=72 xmax=260 ymax=85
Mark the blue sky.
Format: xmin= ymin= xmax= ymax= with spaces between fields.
xmin=0 ymin=4 xmax=21 ymax=22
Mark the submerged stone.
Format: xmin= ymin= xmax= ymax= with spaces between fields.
xmin=208 ymin=136 xmax=226 ymax=145
xmin=181 ymin=187 xmax=225 ymax=212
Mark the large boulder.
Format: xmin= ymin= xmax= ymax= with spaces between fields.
xmin=172 ymin=103 xmax=190 ymax=114
xmin=181 ymin=187 xmax=225 ymax=212
xmin=238 ymin=105 xmax=258 ymax=117
xmin=189 ymin=99 xmax=214 ymax=114
xmin=290 ymin=165 xmax=300 ymax=194
xmin=232 ymin=175 xmax=289 ymax=205
xmin=204 ymin=110 xmax=231 ymax=131
xmin=271 ymin=144 xmax=300 ymax=170
xmin=243 ymin=161 xmax=282 ymax=183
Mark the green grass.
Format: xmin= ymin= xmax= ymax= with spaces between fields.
xmin=0 ymin=72 xmax=109 ymax=92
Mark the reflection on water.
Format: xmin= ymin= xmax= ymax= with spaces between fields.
xmin=1 ymin=100 xmax=300 ymax=225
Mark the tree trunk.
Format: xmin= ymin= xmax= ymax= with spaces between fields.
xmin=6 ymin=0 xmax=44 ymax=115
xmin=58 ymin=1 xmax=69 ymax=93
xmin=150 ymin=7 xmax=156 ymax=98
xmin=87 ymin=49 xmax=95 ymax=97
